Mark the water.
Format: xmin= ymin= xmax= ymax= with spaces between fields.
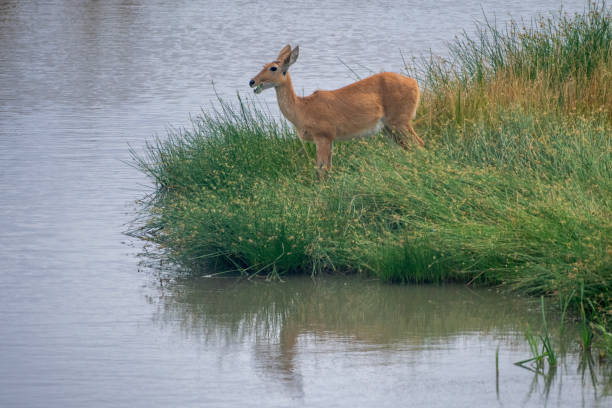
xmin=0 ymin=1 xmax=607 ymax=407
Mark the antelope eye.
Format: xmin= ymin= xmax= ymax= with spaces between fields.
xmin=270 ymin=66 xmax=278 ymax=71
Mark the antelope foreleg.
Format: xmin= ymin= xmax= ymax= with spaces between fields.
xmin=314 ymin=137 xmax=332 ymax=179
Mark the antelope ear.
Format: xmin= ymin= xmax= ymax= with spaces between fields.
xmin=283 ymin=45 xmax=299 ymax=68
xmin=277 ymin=44 xmax=291 ymax=60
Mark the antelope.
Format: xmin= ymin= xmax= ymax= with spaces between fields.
xmin=249 ymin=45 xmax=423 ymax=177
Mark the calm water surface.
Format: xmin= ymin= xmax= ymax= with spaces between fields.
xmin=1 ymin=1 xmax=607 ymax=407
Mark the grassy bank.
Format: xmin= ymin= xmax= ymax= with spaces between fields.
xmin=131 ymin=4 xmax=611 ymax=332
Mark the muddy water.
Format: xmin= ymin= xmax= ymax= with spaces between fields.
xmin=0 ymin=1 xmax=607 ymax=407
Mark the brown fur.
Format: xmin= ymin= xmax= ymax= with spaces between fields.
xmin=250 ymin=45 xmax=422 ymax=178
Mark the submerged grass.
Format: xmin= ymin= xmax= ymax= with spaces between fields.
xmin=130 ymin=3 xmax=612 ymax=345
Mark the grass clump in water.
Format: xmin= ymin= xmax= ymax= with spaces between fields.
xmin=131 ymin=3 xmax=612 ymax=343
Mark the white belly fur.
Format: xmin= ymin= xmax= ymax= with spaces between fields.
xmin=334 ymin=120 xmax=384 ymax=141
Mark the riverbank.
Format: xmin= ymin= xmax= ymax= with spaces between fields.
xmin=131 ymin=4 xmax=611 ymax=342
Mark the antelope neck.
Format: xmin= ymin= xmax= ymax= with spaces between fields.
xmin=274 ymin=73 xmax=301 ymax=126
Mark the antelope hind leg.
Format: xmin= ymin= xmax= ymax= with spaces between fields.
xmin=405 ymin=123 xmax=425 ymax=147
xmin=383 ymin=125 xmax=409 ymax=150
xmin=385 ymin=115 xmax=425 ymax=148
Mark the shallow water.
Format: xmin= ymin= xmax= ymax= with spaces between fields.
xmin=0 ymin=1 xmax=607 ymax=407
xmin=148 ymin=276 xmax=609 ymax=407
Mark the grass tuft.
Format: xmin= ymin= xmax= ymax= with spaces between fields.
xmin=130 ymin=3 xmax=612 ymax=342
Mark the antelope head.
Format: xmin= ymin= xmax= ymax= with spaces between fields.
xmin=249 ymin=44 xmax=299 ymax=94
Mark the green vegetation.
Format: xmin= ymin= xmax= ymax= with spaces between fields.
xmin=515 ymin=297 xmax=557 ymax=370
xmin=131 ymin=3 xmax=611 ymax=348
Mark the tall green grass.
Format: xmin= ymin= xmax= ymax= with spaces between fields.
xmin=418 ymin=1 xmax=612 ymax=130
xmin=130 ymin=3 xmax=612 ymax=336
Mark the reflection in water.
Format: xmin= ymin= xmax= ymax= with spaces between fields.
xmin=151 ymin=276 xmax=610 ymax=407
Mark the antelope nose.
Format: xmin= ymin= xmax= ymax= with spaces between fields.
xmin=249 ymin=79 xmax=255 ymax=87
